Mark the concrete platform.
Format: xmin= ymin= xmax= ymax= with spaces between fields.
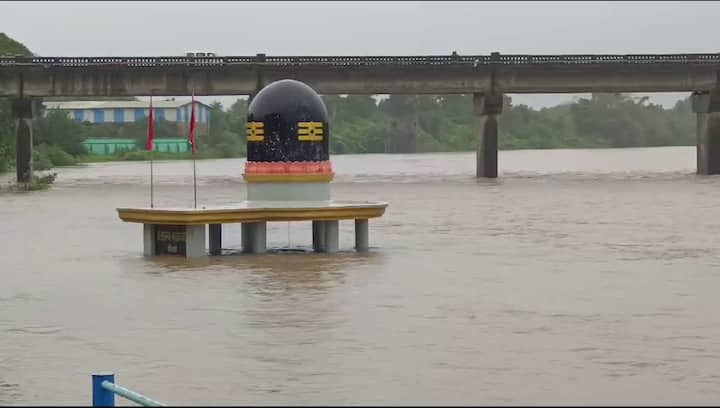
xmin=117 ymin=200 xmax=388 ymax=257
xmin=118 ymin=200 xmax=387 ymax=224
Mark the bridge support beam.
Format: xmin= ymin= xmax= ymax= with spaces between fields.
xmin=248 ymin=69 xmax=265 ymax=105
xmin=473 ymin=93 xmax=503 ymax=178
xmin=12 ymin=98 xmax=33 ymax=184
xmin=693 ymin=91 xmax=720 ymax=175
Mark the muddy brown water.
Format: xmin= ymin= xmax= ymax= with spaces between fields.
xmin=2 ymin=147 xmax=720 ymax=405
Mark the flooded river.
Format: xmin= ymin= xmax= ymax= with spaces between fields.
xmin=2 ymin=146 xmax=720 ymax=405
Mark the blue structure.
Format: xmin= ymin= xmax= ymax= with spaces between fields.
xmin=93 ymin=109 xmax=104 ymax=123
xmin=42 ymin=99 xmax=212 ymax=127
xmin=42 ymin=99 xmax=213 ymax=156
xmin=92 ymin=373 xmax=165 ymax=407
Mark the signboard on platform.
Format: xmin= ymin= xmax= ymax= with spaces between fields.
xmin=155 ymin=225 xmax=187 ymax=255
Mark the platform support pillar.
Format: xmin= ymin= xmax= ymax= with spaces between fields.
xmin=323 ymin=220 xmax=339 ymax=253
xmin=143 ymin=224 xmax=156 ymax=256
xmin=185 ymin=224 xmax=206 ymax=258
xmin=241 ymin=221 xmax=267 ymax=253
xmin=241 ymin=223 xmax=251 ymax=252
xmin=312 ymin=220 xmax=326 ymax=252
xmin=355 ymin=219 xmax=369 ymax=252
xmin=208 ymin=224 xmax=222 ymax=255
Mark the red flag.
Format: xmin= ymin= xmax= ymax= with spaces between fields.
xmin=145 ymin=96 xmax=154 ymax=151
xmin=188 ymin=93 xmax=196 ymax=155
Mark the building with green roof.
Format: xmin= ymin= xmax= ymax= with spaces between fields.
xmin=83 ymin=138 xmax=190 ymax=155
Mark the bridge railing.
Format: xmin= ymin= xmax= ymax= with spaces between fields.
xmin=92 ymin=373 xmax=165 ymax=407
xmin=3 ymin=53 xmax=720 ymax=68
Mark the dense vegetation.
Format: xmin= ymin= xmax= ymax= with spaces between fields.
xmin=0 ymin=91 xmax=699 ymax=172
xmin=0 ymin=32 xmax=32 ymax=56
xmin=0 ymin=33 xmax=32 ymax=173
xmin=325 ymin=93 xmax=696 ymax=153
xmin=0 ymin=33 xmax=698 ymax=174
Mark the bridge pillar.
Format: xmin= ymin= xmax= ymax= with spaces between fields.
xmin=693 ymin=91 xmax=720 ymax=175
xmin=12 ymin=98 xmax=33 ymax=184
xmin=248 ymin=70 xmax=265 ymax=105
xmin=473 ymin=93 xmax=503 ymax=178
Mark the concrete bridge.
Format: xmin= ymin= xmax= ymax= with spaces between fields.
xmin=3 ymin=52 xmax=720 ymax=182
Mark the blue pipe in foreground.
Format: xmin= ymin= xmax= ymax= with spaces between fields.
xmin=92 ymin=373 xmax=165 ymax=407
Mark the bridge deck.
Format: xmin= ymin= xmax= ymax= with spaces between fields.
xmin=3 ymin=53 xmax=720 ymax=96
xmin=3 ymin=53 xmax=720 ymax=67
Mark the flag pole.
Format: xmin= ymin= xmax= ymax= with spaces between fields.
xmin=189 ymin=93 xmax=198 ymax=208
xmin=149 ymin=95 xmax=154 ymax=208
xmin=147 ymin=94 xmax=155 ymax=208
xmin=150 ymin=148 xmax=154 ymax=208
xmin=192 ymin=154 xmax=197 ymax=208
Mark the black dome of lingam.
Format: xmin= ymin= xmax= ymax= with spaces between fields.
xmin=246 ymin=79 xmax=330 ymax=162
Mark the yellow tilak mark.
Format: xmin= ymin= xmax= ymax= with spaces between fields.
xmin=246 ymin=122 xmax=265 ymax=142
xmin=297 ymin=122 xmax=324 ymax=142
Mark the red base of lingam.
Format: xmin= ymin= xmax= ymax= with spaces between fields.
xmin=244 ymin=161 xmax=333 ymax=175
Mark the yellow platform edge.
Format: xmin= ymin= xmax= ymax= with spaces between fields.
xmin=117 ymin=205 xmax=387 ymax=225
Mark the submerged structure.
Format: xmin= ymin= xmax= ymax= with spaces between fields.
xmin=117 ymin=79 xmax=388 ymax=257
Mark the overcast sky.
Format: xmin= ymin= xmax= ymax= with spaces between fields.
xmin=1 ymin=1 xmax=717 ymax=108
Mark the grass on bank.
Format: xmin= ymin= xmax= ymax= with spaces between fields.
xmin=3 ymin=172 xmax=57 ymax=192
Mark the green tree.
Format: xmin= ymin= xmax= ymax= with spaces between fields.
xmin=35 ymin=108 xmax=87 ymax=155
xmin=0 ymin=33 xmax=33 ymax=171
xmin=0 ymin=32 xmax=31 ymax=56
